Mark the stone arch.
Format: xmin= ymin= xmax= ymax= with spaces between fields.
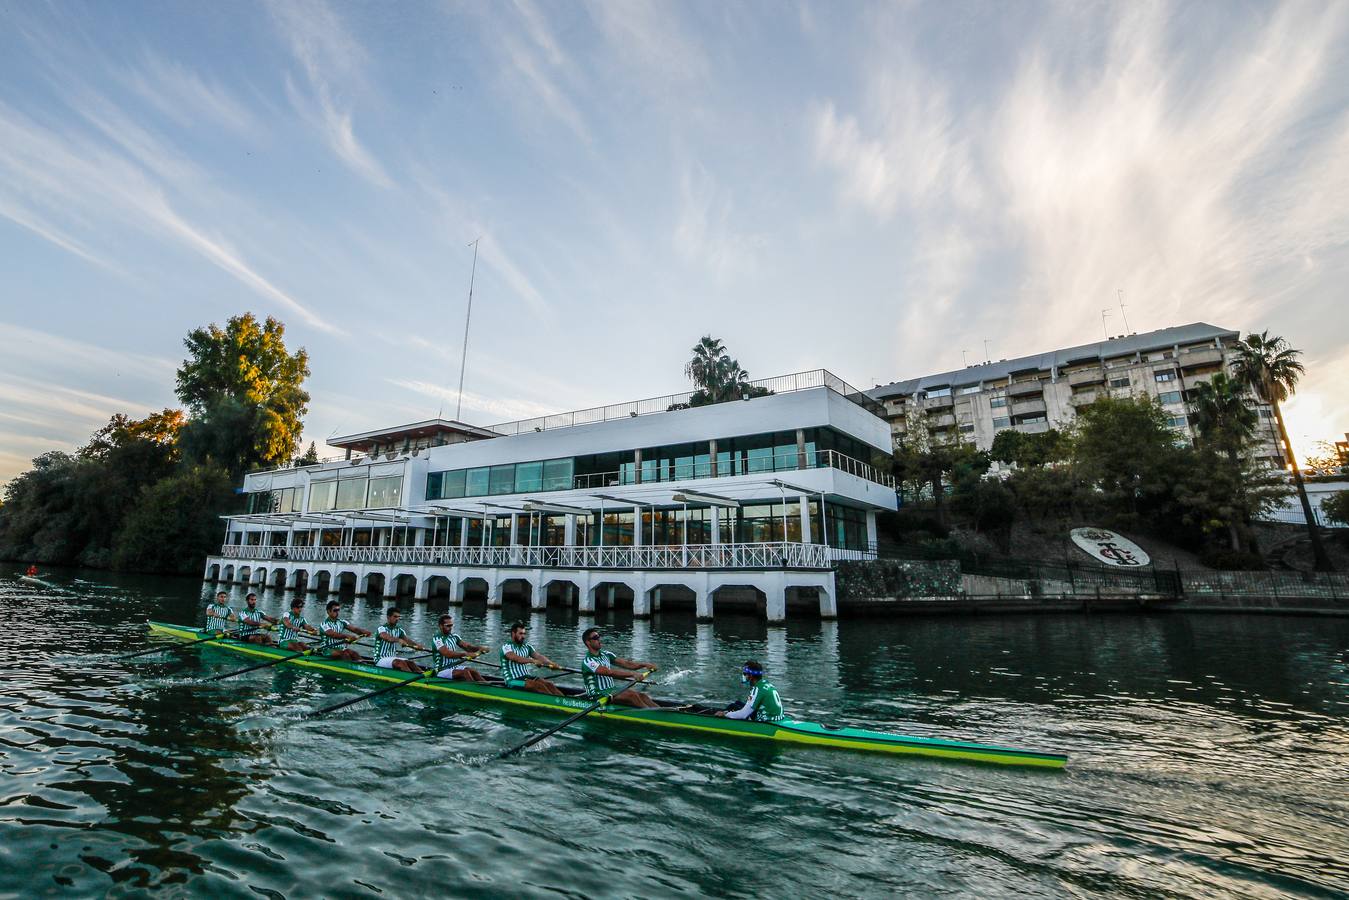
xmin=207 ymin=563 xmax=221 ymax=582
xmin=253 ymin=566 xmax=268 ymax=587
xmin=458 ymin=576 xmax=489 ymax=601
xmin=223 ymin=565 xmax=236 ymax=583
xmin=542 ymin=578 xmax=579 ymax=609
xmin=334 ymin=571 xmax=359 ymax=594
xmin=237 ymin=565 xmax=252 ymax=586
xmin=644 ymin=583 xmax=696 ymax=613
xmin=271 ymin=568 xmax=288 ymax=590
xmin=313 ymin=570 xmax=332 ymax=594
xmin=495 ymin=577 xmax=534 ymax=606
xmin=361 ymin=572 xmax=386 ymax=595
xmin=422 ymin=575 xmax=452 ymax=601
xmin=709 ymin=582 xmax=767 ymax=615
xmin=393 ymin=573 xmax=419 ymax=598
xmin=288 ymin=569 xmax=307 ymax=591
xmin=589 ymin=580 xmax=636 ymax=611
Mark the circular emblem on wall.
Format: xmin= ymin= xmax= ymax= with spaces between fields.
xmin=1070 ymin=527 xmax=1151 ymax=567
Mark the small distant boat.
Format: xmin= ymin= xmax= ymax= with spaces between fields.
xmin=19 ymin=574 xmax=55 ymax=588
xmin=145 ymin=621 xmax=1069 ymax=769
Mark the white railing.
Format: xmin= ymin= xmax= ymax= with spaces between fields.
xmin=216 ymin=541 xmax=835 ymax=569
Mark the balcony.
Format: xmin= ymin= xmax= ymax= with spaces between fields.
xmin=928 ymin=413 xmax=956 ymax=429
xmin=1007 ymin=379 xmax=1044 ymax=398
xmin=1178 ymin=346 xmax=1224 ymax=369
xmin=924 ymin=394 xmax=954 ymax=411
xmin=1070 ymin=392 xmax=1099 ymax=407
xmin=1010 ymin=398 xmax=1047 ymax=416
xmin=1067 ymin=368 xmax=1105 ymax=387
xmin=1014 ymin=420 xmax=1050 ymax=434
xmin=215 ymin=541 xmax=839 ymax=570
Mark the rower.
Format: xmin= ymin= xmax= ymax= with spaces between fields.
xmin=715 ymin=660 xmax=786 ymax=723
xmin=500 ymin=620 xmax=564 ymax=696
xmin=204 ymin=591 xmax=237 ymax=635
xmin=25 ymin=564 xmax=38 ymax=578
xmin=238 ymin=592 xmax=279 ymax=645
xmin=276 ymin=597 xmax=319 ymax=651
xmin=580 ymin=628 xmax=659 ymax=709
xmin=374 ymin=608 xmax=428 ymax=673
xmin=317 ymin=600 xmax=371 ymax=661
xmin=431 ymin=613 xmax=488 ymax=682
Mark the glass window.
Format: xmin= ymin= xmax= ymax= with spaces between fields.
xmin=543 ymin=458 xmax=574 ymax=491
xmin=993 ymin=416 xmax=1011 ymax=429
xmin=1154 ymin=370 xmax=1178 ymax=382
xmin=425 ymin=472 xmax=443 ymax=501
xmin=990 ymin=396 xmax=1007 ymax=408
xmin=488 ymin=464 xmax=515 ymax=495
xmin=1166 ymin=415 xmax=1188 ymax=428
xmin=959 ymin=424 xmax=975 ymax=433
xmin=514 ymin=461 xmax=543 ymax=493
xmin=335 ymin=477 xmax=367 ymax=510
xmin=443 ymin=470 xmax=466 ymax=499
xmin=309 ymin=480 xmax=337 ymax=512
xmin=368 ymin=475 xmax=402 ymax=508
xmin=1021 ymin=415 xmax=1048 ymax=424
xmin=1109 ymin=377 xmax=1131 ymax=388
xmin=926 ymin=386 xmax=952 ymax=398
xmin=958 ymin=385 xmax=981 ymax=395
xmin=465 ymin=467 xmax=489 ymax=497
xmin=1157 ymin=391 xmax=1182 ymax=405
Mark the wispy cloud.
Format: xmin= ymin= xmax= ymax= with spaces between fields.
xmin=270 ymin=0 xmax=392 ymax=187
xmin=386 ymin=378 xmax=559 ymax=423
xmin=673 ymin=162 xmax=766 ymax=283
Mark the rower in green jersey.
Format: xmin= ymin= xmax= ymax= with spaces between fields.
xmin=716 ymin=659 xmax=786 ymax=723
xmin=317 ymin=599 xmax=371 ymax=662
xmin=373 ymin=607 xmax=428 ymax=673
xmin=276 ymin=597 xmax=319 ymax=651
xmin=238 ymin=592 xmax=280 ymax=645
xmin=580 ymin=628 xmax=659 ymax=708
xmin=500 ymin=620 xmax=564 ymax=696
xmin=204 ymin=591 xmax=237 ymax=635
xmin=431 ymin=613 xmax=488 ymax=683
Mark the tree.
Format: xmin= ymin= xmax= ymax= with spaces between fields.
xmin=112 ymin=465 xmax=240 ymax=574
xmin=1323 ymin=490 xmax=1349 ymax=527
xmin=682 ymin=335 xmax=769 ymax=406
xmin=296 ymin=442 xmax=320 ymax=466
xmin=1185 ymin=372 xmax=1275 ymax=552
xmin=175 ymin=313 xmax=310 ymax=475
xmin=1073 ymin=396 xmax=1185 ymax=522
xmin=1231 ymin=331 xmax=1333 ymax=570
xmin=79 ymin=409 xmax=185 ymax=460
xmin=990 ymin=428 xmax=1067 ymax=469
xmin=892 ymin=432 xmax=989 ymax=527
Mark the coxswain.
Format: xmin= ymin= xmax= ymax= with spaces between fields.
xmin=25 ymin=564 xmax=38 ymax=578
xmin=276 ymin=597 xmax=319 ymax=651
xmin=430 ymin=613 xmax=488 ymax=682
xmin=580 ymin=628 xmax=659 ymax=708
xmin=204 ymin=591 xmax=237 ymax=635
xmin=238 ymin=592 xmax=279 ymax=645
xmin=715 ymin=660 xmax=786 ymax=722
xmin=317 ymin=600 xmax=371 ymax=661
xmin=373 ymin=608 xmax=427 ymax=673
xmin=500 ymin=620 xmax=564 ymax=696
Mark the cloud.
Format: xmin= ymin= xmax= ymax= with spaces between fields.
xmin=386 ymin=378 xmax=559 ymax=423
xmin=270 ymin=0 xmax=392 ymax=187
xmin=120 ymin=51 xmax=263 ymax=137
xmin=673 ymin=162 xmax=766 ymax=282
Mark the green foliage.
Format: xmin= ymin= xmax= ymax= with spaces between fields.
xmin=989 ymin=428 xmax=1067 ymax=469
xmin=683 ymin=335 xmax=769 ymax=406
xmin=112 ymin=465 xmax=239 ymax=574
xmin=297 ymin=442 xmax=320 ymax=466
xmin=950 ymin=477 xmax=1016 ymax=537
xmin=1073 ymin=396 xmax=1185 ymax=519
xmin=176 ymin=313 xmax=310 ymax=474
xmin=1323 ymin=490 xmax=1349 ymax=526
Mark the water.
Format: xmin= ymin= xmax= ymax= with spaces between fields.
xmin=2 ymin=571 xmax=1347 ymax=898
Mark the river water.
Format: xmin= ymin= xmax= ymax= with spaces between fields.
xmin=1 ymin=571 xmax=1346 ymax=898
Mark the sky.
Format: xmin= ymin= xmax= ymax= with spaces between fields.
xmin=1 ymin=0 xmax=1347 ymax=484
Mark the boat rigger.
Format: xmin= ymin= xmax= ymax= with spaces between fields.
xmin=142 ymin=620 xmax=1069 ymax=769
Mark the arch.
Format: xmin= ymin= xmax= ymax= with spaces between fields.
xmin=223 ymin=565 xmax=236 ymax=583
xmin=644 ymin=583 xmax=696 ymax=613
xmin=334 ymin=571 xmax=359 ymax=594
xmin=361 ymin=572 xmax=386 ymax=596
xmin=393 ymin=573 xmax=419 ymax=598
xmin=313 ymin=570 xmax=332 ymax=594
xmin=422 ymin=575 xmax=452 ymax=601
xmin=207 ymin=563 xmax=221 ymax=582
xmin=458 ymin=576 xmax=489 ymax=602
xmin=709 ymin=583 xmax=767 ymax=614
xmin=271 ymin=568 xmax=288 ymax=590
xmin=495 ymin=577 xmax=534 ymax=606
xmin=589 ymin=581 xmax=636 ymax=611
xmin=542 ymin=578 xmax=579 ymax=608
xmin=288 ymin=569 xmax=307 ymax=592
xmin=253 ymin=567 xmax=268 ymax=587
xmin=785 ymin=585 xmax=825 ymax=618
xmin=237 ymin=565 xmax=252 ymax=586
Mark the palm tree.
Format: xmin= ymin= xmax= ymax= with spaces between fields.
xmin=1188 ymin=372 xmax=1260 ymax=551
xmin=684 ymin=336 xmax=727 ymax=401
xmin=1231 ymin=331 xmax=1333 ymax=571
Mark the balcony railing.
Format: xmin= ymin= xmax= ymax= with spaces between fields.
xmin=216 ymin=541 xmax=838 ymax=570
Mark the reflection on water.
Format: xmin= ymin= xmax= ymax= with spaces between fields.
xmin=1 ymin=569 xmax=1347 ymax=898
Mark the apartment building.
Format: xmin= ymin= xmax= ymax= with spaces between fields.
xmin=867 ymin=323 xmax=1286 ymax=467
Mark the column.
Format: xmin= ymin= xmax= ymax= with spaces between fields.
xmin=799 ymin=497 xmax=812 ymax=544
xmin=383 ymin=567 xmax=397 ymax=599
xmin=865 ymin=511 xmax=878 ymax=553
xmin=633 ymin=508 xmax=643 ymax=548
xmin=414 ymin=576 xmax=430 ymax=601
xmin=710 ymin=506 xmax=721 ymax=545
xmin=695 ymin=587 xmax=713 ymax=621
xmin=818 ymin=580 xmax=838 ymax=619
xmin=460 ymin=518 xmax=469 ymax=547
xmin=579 ymin=585 xmax=597 ymax=615
xmin=531 ymin=580 xmax=547 ymax=611
xmin=765 ymin=584 xmax=787 ymax=624
xmin=486 ymin=571 xmax=502 ymax=608
xmin=633 ymin=448 xmax=643 ymax=484
xmin=708 ymin=439 xmax=718 ymax=477
xmin=796 ymin=428 xmax=808 ymax=469
xmin=564 ymin=514 xmax=576 ymax=546
xmin=633 ymin=587 xmax=652 ymax=618
xmin=606 ymin=584 xmax=616 ymax=611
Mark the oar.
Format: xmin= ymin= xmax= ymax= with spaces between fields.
xmin=491 ymin=671 xmax=650 ymax=761
xmin=117 ymin=628 xmax=241 ymax=662
xmin=203 ymin=641 xmax=317 ymax=681
xmin=301 ymin=649 xmax=468 ymax=719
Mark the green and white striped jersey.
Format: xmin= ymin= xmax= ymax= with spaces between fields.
xmin=581 ymin=649 xmax=618 ymax=697
xmin=375 ymin=624 xmax=406 ymax=662
xmin=238 ymin=606 xmax=265 ymax=637
xmin=432 ymin=632 xmax=465 ymax=668
xmin=277 ymin=611 xmax=308 ymax=643
xmin=499 ymin=641 xmax=536 ymax=680
xmin=205 ymin=603 xmax=234 ymax=632
xmin=318 ymin=615 xmax=351 ymax=652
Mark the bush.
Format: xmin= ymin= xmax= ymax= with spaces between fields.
xmin=1198 ymin=548 xmax=1267 ymax=571
xmin=1323 ymin=490 xmax=1349 ymax=526
xmin=112 ymin=465 xmax=239 ymax=574
xmin=877 ymin=509 xmax=949 ymax=542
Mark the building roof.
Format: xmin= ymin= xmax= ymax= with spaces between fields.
xmin=328 ymin=419 xmax=500 ymax=451
xmin=868 ymin=322 xmax=1239 ymax=400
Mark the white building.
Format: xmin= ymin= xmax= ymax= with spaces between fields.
xmin=207 ymin=370 xmax=897 ymax=622
xmin=867 ymin=322 xmax=1285 ymax=468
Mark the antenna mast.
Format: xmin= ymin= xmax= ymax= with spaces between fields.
xmin=1100 ymin=308 xmax=1112 ymax=340
xmin=1117 ymin=288 xmax=1131 ymax=333
xmin=453 ymin=238 xmax=481 ymax=422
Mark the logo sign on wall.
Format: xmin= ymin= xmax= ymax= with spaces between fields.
xmin=1070 ymin=527 xmax=1151 ymax=567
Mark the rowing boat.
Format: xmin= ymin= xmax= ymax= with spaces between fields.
xmin=146 ymin=620 xmax=1068 ymax=768
xmin=19 ymin=575 xmax=55 ymax=588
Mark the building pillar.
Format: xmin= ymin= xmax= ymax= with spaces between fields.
xmin=460 ymin=518 xmax=469 ymax=547
xmin=415 ymin=576 xmax=430 ymax=601
xmin=633 ymin=587 xmax=652 ymax=618
xmin=710 ymin=506 xmax=721 ymax=545
xmin=708 ymin=439 xmax=718 ymax=477
xmin=865 ymin=511 xmax=878 ymax=553
xmin=695 ymin=587 xmax=713 ymax=622
xmin=531 ymin=581 xmax=547 ymax=611
xmin=796 ymin=428 xmax=808 ymax=469
xmin=564 ymin=514 xmax=576 ymax=545
xmin=486 ymin=569 xmax=502 ymax=608
xmin=449 ymin=577 xmax=464 ymax=605
xmin=306 ymin=566 xmax=319 ymax=593
xmin=579 ymin=585 xmax=597 ymax=615
xmin=818 ymin=583 xmax=838 ymax=620
xmin=799 ymin=497 xmax=812 ymax=544
xmin=765 ymin=583 xmax=787 ymax=624
xmin=510 ymin=514 xmax=519 ymax=546
xmin=383 ymin=567 xmax=397 ymax=599
xmin=633 ymin=508 xmax=643 ymax=548
xmin=633 ymin=448 xmax=643 ymax=484
xmin=652 ymin=587 xmax=662 ymax=612
xmin=606 ymin=584 xmax=616 ymax=611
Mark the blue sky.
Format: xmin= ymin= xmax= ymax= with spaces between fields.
xmin=2 ymin=0 xmax=1347 ymax=482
